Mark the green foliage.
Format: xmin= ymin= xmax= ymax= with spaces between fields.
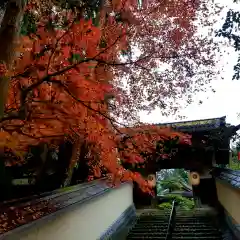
xmin=156 ymin=181 xmax=164 ymax=194
xmin=227 ymin=162 xmax=240 ymax=170
xmin=20 ymin=0 xmax=102 ymax=36
xmin=156 ymin=169 xmax=190 ymax=196
xmin=69 ymin=53 xmax=84 ymax=63
xmin=216 ymin=7 xmax=240 ymax=79
xmin=174 ymin=169 xmax=189 ymax=183
xmin=56 ymin=0 xmax=101 ymax=26
xmin=160 ymin=179 xmax=183 ymax=192
xmin=158 ymin=202 xmax=172 ymax=210
xmin=226 ymin=141 xmax=240 ymax=170
xmin=157 ymin=169 xmax=189 ymax=183
xmin=20 ymin=12 xmax=37 ymax=36
xmin=158 ymin=194 xmax=194 ymax=211
xmin=227 ymin=157 xmax=240 ymax=170
xmin=157 ymin=169 xmax=193 ymax=210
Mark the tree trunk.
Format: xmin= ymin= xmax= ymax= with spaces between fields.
xmin=0 ymin=0 xmax=26 ymax=118
xmin=0 ymin=156 xmax=12 ymax=200
xmin=63 ymin=139 xmax=82 ymax=187
xmin=34 ymin=143 xmax=49 ymax=191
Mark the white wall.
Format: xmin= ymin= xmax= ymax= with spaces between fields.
xmin=216 ymin=180 xmax=240 ymax=224
xmin=6 ymin=183 xmax=133 ymax=240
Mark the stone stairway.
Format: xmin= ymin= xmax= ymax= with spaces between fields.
xmin=126 ymin=210 xmax=171 ymax=239
xmin=172 ymin=210 xmax=222 ymax=239
xmin=126 ymin=208 xmax=223 ymax=240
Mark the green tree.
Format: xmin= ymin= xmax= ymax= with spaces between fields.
xmin=160 ymin=178 xmax=183 ymax=192
xmin=159 ymin=194 xmax=194 ymax=211
xmin=174 ymin=169 xmax=189 ymax=183
xmin=216 ymin=0 xmax=240 ymax=79
xmin=156 ymin=169 xmax=190 ymax=195
xmin=227 ymin=137 xmax=240 ymax=170
xmin=157 ymin=169 xmax=194 ymax=211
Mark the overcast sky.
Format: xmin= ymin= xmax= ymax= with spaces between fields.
xmin=140 ymin=0 xmax=240 ymax=126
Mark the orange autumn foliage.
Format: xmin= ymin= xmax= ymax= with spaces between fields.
xmin=0 ymin=0 xmax=201 ymax=192
xmin=119 ymin=125 xmax=191 ymax=164
xmin=1 ymin=16 xmax=113 ymax=149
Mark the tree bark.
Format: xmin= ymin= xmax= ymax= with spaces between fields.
xmin=34 ymin=143 xmax=49 ymax=189
xmin=70 ymin=142 xmax=89 ymax=184
xmin=0 ymin=0 xmax=26 ymax=118
xmin=63 ymin=139 xmax=82 ymax=187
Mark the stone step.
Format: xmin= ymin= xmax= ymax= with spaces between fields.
xmin=126 ymin=208 xmax=222 ymax=240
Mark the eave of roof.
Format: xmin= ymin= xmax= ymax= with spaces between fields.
xmin=156 ymin=116 xmax=227 ymax=133
xmin=215 ymin=168 xmax=240 ymax=189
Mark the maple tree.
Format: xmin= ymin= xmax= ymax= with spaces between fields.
xmin=0 ymin=0 xmax=219 ymax=193
xmin=102 ymin=0 xmax=221 ymax=122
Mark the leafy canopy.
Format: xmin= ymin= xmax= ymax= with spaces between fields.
xmin=0 ymin=0 xmax=219 ymax=191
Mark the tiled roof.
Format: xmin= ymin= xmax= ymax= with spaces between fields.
xmin=157 ymin=116 xmax=227 ymax=132
xmin=215 ymin=168 xmax=240 ymax=189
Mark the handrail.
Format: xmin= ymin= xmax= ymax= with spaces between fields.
xmin=165 ymin=200 xmax=176 ymax=240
